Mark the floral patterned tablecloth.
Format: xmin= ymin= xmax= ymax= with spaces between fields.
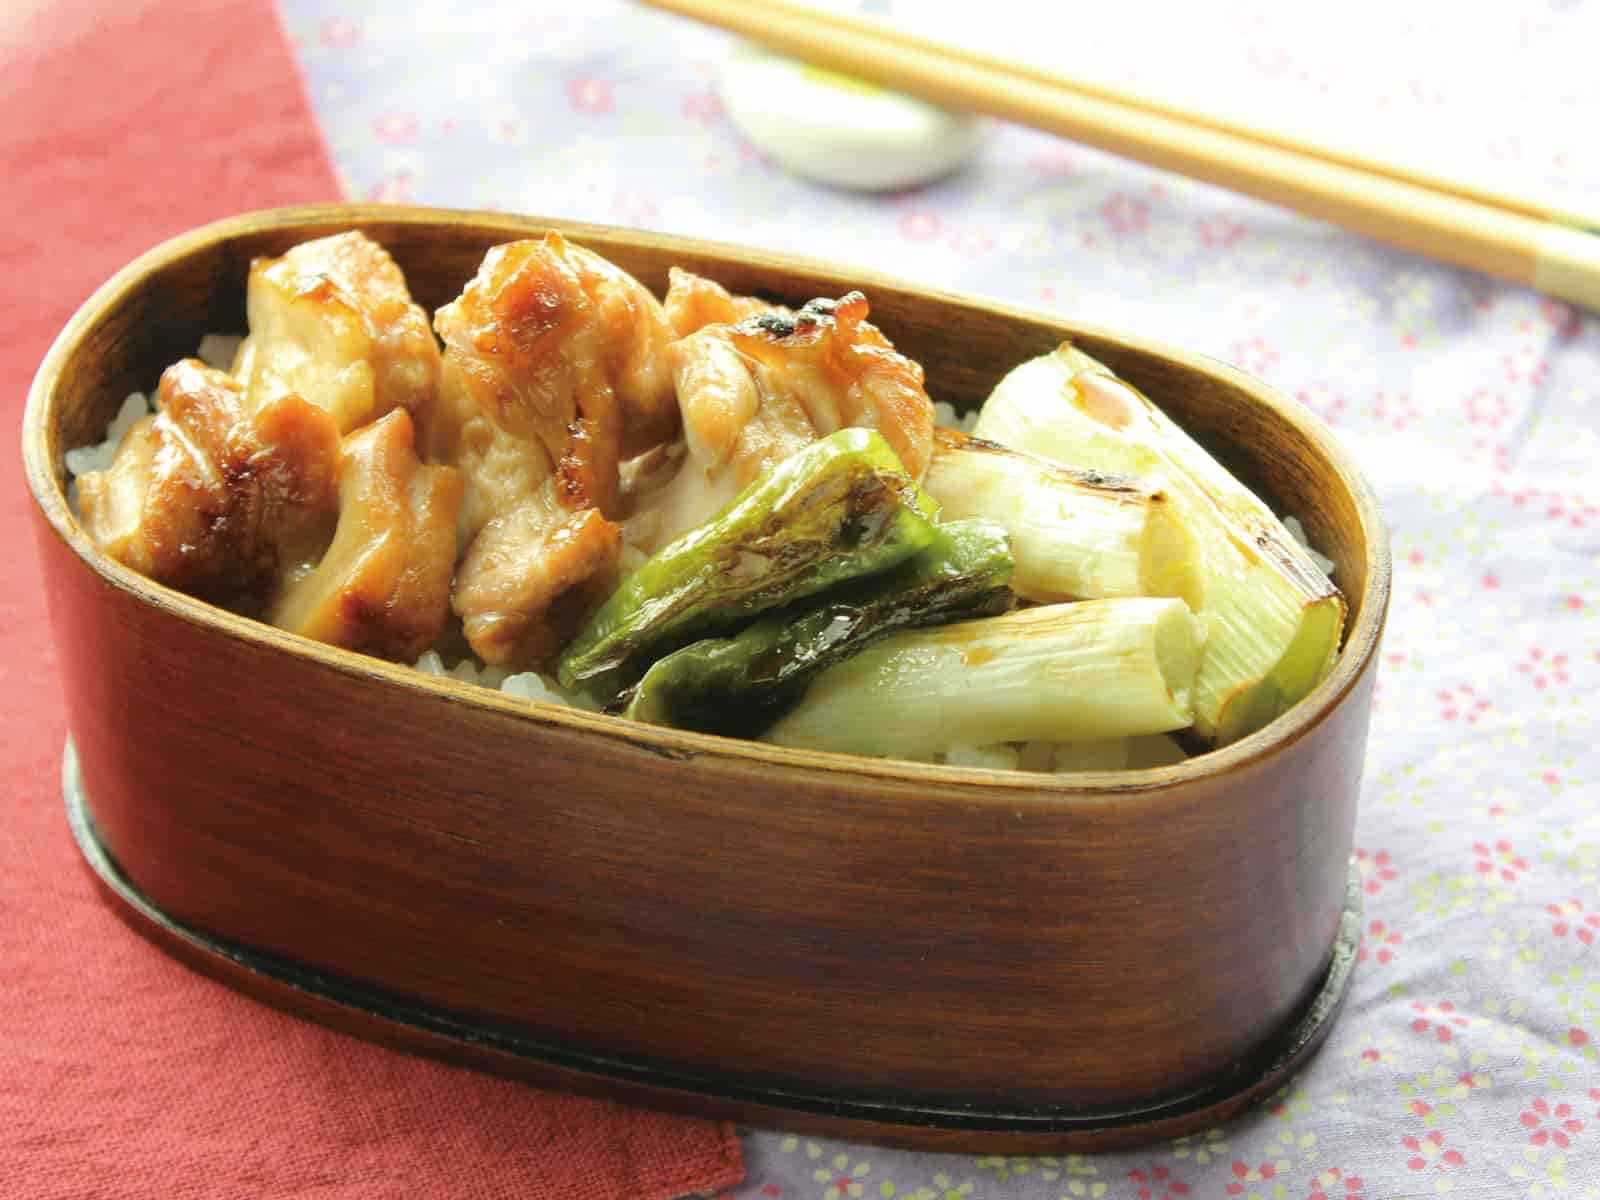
xmin=275 ymin=2 xmax=1600 ymax=1195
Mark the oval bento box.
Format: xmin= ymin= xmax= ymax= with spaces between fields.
xmin=23 ymin=205 xmax=1389 ymax=1152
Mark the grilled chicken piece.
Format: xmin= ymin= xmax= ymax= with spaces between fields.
xmin=427 ymin=232 xmax=680 ymax=522
xmin=630 ymin=292 xmax=935 ymax=553
xmin=452 ymin=485 xmax=622 ymax=666
xmin=78 ymin=359 xmax=340 ymax=597
xmin=429 ymin=234 xmax=678 ymax=666
xmin=269 ymin=409 xmax=462 ymax=660
xmin=234 ymin=231 xmax=440 ymax=434
xmin=662 ymin=267 xmax=789 ymax=337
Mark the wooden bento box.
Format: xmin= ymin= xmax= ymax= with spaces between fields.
xmin=23 ymin=205 xmax=1389 ymax=1151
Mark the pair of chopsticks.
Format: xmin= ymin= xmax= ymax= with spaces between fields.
xmin=641 ymin=0 xmax=1600 ymax=313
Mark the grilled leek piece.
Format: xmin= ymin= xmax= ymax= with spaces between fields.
xmin=620 ymin=518 xmax=1013 ymax=736
xmin=973 ymin=343 xmax=1344 ymax=746
xmin=557 ymin=428 xmax=939 ymax=702
xmin=922 ymin=428 xmax=1199 ymax=606
xmin=763 ymin=598 xmax=1205 ymax=758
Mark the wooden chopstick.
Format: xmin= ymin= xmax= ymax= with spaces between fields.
xmin=698 ymin=0 xmax=1595 ymax=231
xmin=641 ymin=0 xmax=1600 ymax=312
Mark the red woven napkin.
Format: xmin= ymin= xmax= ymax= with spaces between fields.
xmin=0 ymin=3 xmax=742 ymax=1197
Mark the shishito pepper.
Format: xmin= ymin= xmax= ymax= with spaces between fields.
xmin=556 ymin=428 xmax=940 ymax=703
xmin=619 ymin=518 xmax=1014 ymax=737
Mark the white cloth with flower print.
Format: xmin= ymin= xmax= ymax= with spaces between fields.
xmin=277 ymin=1 xmax=1600 ymax=1196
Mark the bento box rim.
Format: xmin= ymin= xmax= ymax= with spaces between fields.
xmin=22 ymin=203 xmax=1393 ymax=803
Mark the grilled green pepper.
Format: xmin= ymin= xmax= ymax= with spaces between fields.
xmin=556 ymin=428 xmax=940 ymax=703
xmin=619 ymin=518 xmax=1014 ymax=736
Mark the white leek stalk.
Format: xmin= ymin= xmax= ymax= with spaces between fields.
xmin=922 ymin=429 xmax=1200 ymax=606
xmin=974 ymin=344 xmax=1345 ymax=746
xmin=763 ymin=598 xmax=1204 ymax=759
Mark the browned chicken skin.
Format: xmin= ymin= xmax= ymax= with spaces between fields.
xmin=429 ymin=232 xmax=679 ymax=516
xmin=236 ymin=231 xmax=441 ymax=434
xmin=662 ymin=266 xmax=789 ymax=338
xmin=77 ymin=359 xmax=341 ymax=598
xmin=630 ymin=291 xmax=936 ymax=552
xmin=452 ymin=496 xmax=622 ymax=666
xmin=431 ymin=233 xmax=680 ymax=666
xmin=269 ymin=409 xmax=463 ymax=661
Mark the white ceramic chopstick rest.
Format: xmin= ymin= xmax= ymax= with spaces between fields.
xmin=718 ymin=41 xmax=980 ymax=191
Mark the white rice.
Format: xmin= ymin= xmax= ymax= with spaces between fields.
xmin=411 ymin=649 xmax=595 ymax=710
xmin=902 ymin=733 xmax=1190 ymax=774
xmin=196 ymin=333 xmax=245 ymax=371
xmin=64 ymin=392 xmax=153 ymax=479
xmin=933 ymin=400 xmax=980 ymax=434
xmin=1281 ymin=514 xmax=1336 ymax=577
xmin=63 ymin=336 xmax=241 ymax=482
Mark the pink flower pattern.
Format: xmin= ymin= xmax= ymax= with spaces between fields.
xmin=567 ymin=75 xmax=614 ymax=115
xmin=1305 ymin=1168 xmax=1364 ymax=1200
xmin=896 ymin=211 xmax=943 ymax=241
xmin=1129 ymin=1165 xmax=1191 ymax=1199
xmin=1354 ymin=849 xmax=1398 ymax=895
xmin=1546 ymin=899 xmax=1600 ymax=944
xmin=372 ymin=112 xmax=418 ymax=144
xmin=1358 ymin=919 xmax=1402 ymax=965
xmin=681 ymin=88 xmax=724 ymax=124
xmin=1099 ymin=193 xmax=1149 ymax=234
xmin=1520 ymin=1097 xmax=1582 ymax=1149
xmin=1409 ymin=1001 xmax=1469 ymax=1043
xmin=1227 ymin=1159 xmax=1281 ymax=1195
xmin=1402 ymin=1132 xmax=1464 ymax=1175
xmin=1473 ymin=840 xmax=1528 ymax=883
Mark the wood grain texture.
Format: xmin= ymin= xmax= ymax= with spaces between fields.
xmin=66 ymin=744 xmax=1362 ymax=1153
xmin=23 ymin=205 xmax=1391 ymax=1143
